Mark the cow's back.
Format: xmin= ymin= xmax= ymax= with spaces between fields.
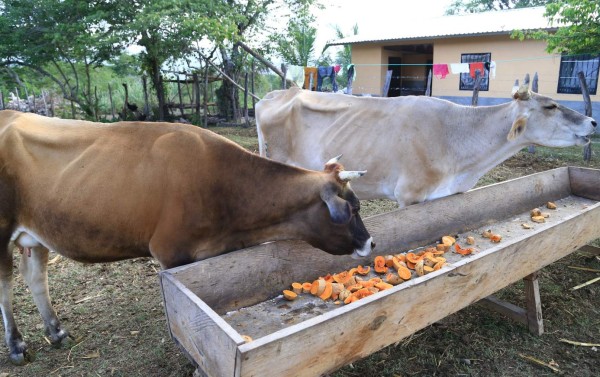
xmin=255 ymin=89 xmax=460 ymax=199
xmin=0 ymin=110 xmax=246 ymax=262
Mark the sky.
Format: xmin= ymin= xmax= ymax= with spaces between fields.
xmin=312 ymin=0 xmax=455 ymax=55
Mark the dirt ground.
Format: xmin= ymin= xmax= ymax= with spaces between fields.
xmin=0 ymin=126 xmax=598 ymax=377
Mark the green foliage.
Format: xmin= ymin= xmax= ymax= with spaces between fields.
xmin=542 ymin=0 xmax=600 ymax=54
xmin=445 ymin=0 xmax=551 ymax=15
xmin=511 ymin=0 xmax=600 ymax=54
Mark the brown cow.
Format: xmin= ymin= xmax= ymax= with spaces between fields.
xmin=0 ymin=110 xmax=374 ymax=364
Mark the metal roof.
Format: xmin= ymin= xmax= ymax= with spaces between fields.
xmin=327 ymin=6 xmax=556 ymax=46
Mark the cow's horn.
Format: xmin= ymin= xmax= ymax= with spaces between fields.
xmin=338 ymin=170 xmax=367 ymax=181
xmin=326 ymin=154 xmax=343 ymax=165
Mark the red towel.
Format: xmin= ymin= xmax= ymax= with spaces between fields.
xmin=433 ymin=64 xmax=449 ymax=79
xmin=469 ymin=62 xmax=485 ymax=78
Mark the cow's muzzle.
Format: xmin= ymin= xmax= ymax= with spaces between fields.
xmin=351 ymin=237 xmax=375 ymax=259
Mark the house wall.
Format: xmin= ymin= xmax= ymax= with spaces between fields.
xmin=350 ymin=35 xmax=598 ymax=114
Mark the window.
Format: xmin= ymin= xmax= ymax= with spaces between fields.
xmin=557 ymin=54 xmax=599 ymax=95
xmin=459 ymin=53 xmax=491 ymax=91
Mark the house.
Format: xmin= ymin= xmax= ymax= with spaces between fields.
xmin=327 ymin=6 xmax=599 ymax=114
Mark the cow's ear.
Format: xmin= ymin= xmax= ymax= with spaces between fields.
xmin=508 ymin=116 xmax=528 ymax=141
xmin=320 ymin=185 xmax=352 ymax=224
xmin=512 ymin=83 xmax=530 ymax=100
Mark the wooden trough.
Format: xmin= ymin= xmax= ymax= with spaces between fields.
xmin=159 ymin=167 xmax=600 ymax=377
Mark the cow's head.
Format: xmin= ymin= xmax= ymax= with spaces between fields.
xmin=304 ymin=155 xmax=374 ymax=259
xmin=508 ymin=78 xmax=597 ymax=146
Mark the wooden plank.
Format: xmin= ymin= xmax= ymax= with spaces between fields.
xmin=478 ymin=295 xmax=528 ymax=325
xmin=524 ymin=273 xmax=544 ymax=335
xmin=171 ymin=167 xmax=574 ymax=314
xmin=569 ymin=166 xmax=600 ymax=200
xmin=160 ymin=273 xmax=242 ymax=377
xmin=237 ymin=203 xmax=600 ymax=377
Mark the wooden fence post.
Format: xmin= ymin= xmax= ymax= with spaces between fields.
xmin=528 ymin=73 xmax=538 ymax=154
xmin=193 ymin=73 xmax=200 ymax=118
xmin=177 ymin=78 xmax=185 ymax=117
xmin=244 ymin=73 xmax=249 ymax=128
xmin=15 ymin=87 xmax=21 ymax=111
xmin=0 ymin=91 xmax=5 ymax=110
xmin=382 ymin=70 xmax=393 ymax=97
xmin=471 ymin=70 xmax=481 ymax=106
xmin=41 ymin=90 xmax=49 ymax=116
xmin=142 ymin=75 xmax=150 ymax=118
xmin=108 ymin=84 xmax=116 ymax=120
xmin=425 ymin=69 xmax=432 ymax=96
xmin=204 ymin=65 xmax=209 ymax=128
xmin=281 ymin=64 xmax=287 ymax=90
xmin=251 ymin=60 xmax=256 ymax=111
xmin=578 ymin=71 xmax=593 ymax=162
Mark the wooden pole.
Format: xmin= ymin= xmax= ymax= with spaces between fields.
xmin=201 ymin=55 xmax=260 ymax=101
xmin=281 ymin=64 xmax=287 ymax=90
xmin=15 ymin=87 xmax=21 ymax=111
xmin=244 ymin=73 xmax=249 ymax=128
xmin=108 ymin=84 xmax=115 ymax=120
xmin=31 ymin=89 xmax=36 ymax=113
xmin=425 ymin=69 xmax=432 ymax=96
xmin=204 ymin=66 xmax=209 ymax=128
xmin=251 ymin=60 xmax=256 ymax=111
xmin=41 ymin=90 xmax=49 ymax=116
xmin=578 ymin=71 xmax=593 ymax=162
xmin=94 ymin=86 xmax=99 ymax=121
xmin=0 ymin=91 xmax=4 ymax=110
xmin=193 ymin=73 xmax=200 ymax=118
xmin=471 ymin=70 xmax=481 ymax=106
xmin=142 ymin=75 xmax=150 ymax=118
xmin=528 ymin=73 xmax=539 ymax=154
xmin=177 ymin=78 xmax=185 ymax=117
xmin=382 ymin=70 xmax=393 ymax=97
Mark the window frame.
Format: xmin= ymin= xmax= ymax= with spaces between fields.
xmin=459 ymin=53 xmax=491 ymax=91
xmin=557 ymin=54 xmax=599 ymax=95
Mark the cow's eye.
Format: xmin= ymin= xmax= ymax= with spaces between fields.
xmin=544 ymin=104 xmax=558 ymax=110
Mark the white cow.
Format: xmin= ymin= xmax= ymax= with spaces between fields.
xmin=256 ymin=84 xmax=596 ymax=207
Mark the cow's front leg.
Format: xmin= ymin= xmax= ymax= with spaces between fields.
xmin=0 ymin=249 xmax=31 ymax=364
xmin=19 ymin=247 xmax=70 ymax=347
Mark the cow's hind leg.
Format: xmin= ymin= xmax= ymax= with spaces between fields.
xmin=0 ymin=245 xmax=32 ymax=364
xmin=19 ymin=246 xmax=70 ymax=347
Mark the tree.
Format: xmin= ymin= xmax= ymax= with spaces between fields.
xmin=273 ymin=4 xmax=318 ymax=66
xmin=110 ymin=0 xmax=237 ymax=120
xmin=0 ymin=0 xmax=121 ymax=118
xmin=541 ymin=0 xmax=600 ymax=54
xmin=445 ymin=0 xmax=551 ymax=15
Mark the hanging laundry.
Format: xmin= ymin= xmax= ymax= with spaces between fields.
xmin=450 ymin=63 xmax=469 ymax=74
xmin=432 ymin=64 xmax=449 ymax=79
xmin=469 ymin=62 xmax=485 ymax=78
xmin=334 ymin=64 xmax=341 ymax=74
xmin=489 ymin=61 xmax=497 ymax=79
xmin=317 ymin=66 xmax=338 ymax=92
xmin=303 ymin=67 xmax=318 ymax=91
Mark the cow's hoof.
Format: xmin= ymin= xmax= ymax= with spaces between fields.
xmin=9 ymin=349 xmax=35 ymax=365
xmin=51 ymin=332 xmax=74 ymax=349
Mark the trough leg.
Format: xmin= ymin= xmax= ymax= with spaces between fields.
xmin=523 ymin=272 xmax=543 ymax=336
xmin=19 ymin=247 xmax=70 ymax=346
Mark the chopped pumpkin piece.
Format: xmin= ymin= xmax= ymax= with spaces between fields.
xmin=291 ymin=282 xmax=303 ymax=294
xmin=546 ymin=201 xmax=557 ymax=210
xmin=242 ymin=335 xmax=253 ymax=343
xmin=385 ymin=273 xmax=403 ymax=285
xmin=397 ymin=265 xmax=412 ymax=280
xmin=490 ymin=234 xmax=502 ymax=243
xmin=302 ymin=282 xmax=312 ymax=293
xmin=531 ymin=215 xmax=545 ymax=223
xmin=466 ymin=236 xmax=475 ymax=245
xmin=332 ymin=271 xmax=353 ymax=285
xmin=415 ymin=259 xmax=425 ymax=276
xmin=374 ymin=256 xmax=388 ymax=274
xmin=454 ymin=243 xmax=474 ymax=255
xmin=310 ymin=279 xmax=326 ymax=296
xmin=384 ymin=255 xmax=395 ymax=267
xmin=375 ymin=282 xmax=394 ymax=291
xmin=356 ymin=265 xmax=371 ymax=275
xmin=282 ymin=290 xmax=298 ymax=301
xmin=441 ymin=236 xmax=456 ymax=247
xmin=406 ymin=252 xmax=419 ymax=264
xmin=319 ymin=282 xmax=333 ymax=301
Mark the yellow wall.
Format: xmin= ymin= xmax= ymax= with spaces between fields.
xmin=351 ymin=35 xmax=595 ymax=102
